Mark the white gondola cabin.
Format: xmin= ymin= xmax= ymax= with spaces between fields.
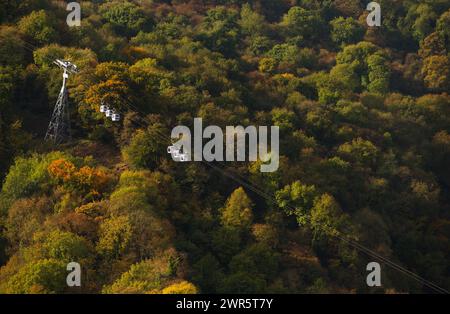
xmin=111 ymin=112 xmax=121 ymax=122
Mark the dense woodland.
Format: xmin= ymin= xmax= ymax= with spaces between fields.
xmin=0 ymin=0 xmax=449 ymax=294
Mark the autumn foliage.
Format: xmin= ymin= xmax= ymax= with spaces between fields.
xmin=48 ymin=159 xmax=110 ymax=194
xmin=0 ymin=0 xmax=450 ymax=295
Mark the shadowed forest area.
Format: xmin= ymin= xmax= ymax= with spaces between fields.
xmin=0 ymin=0 xmax=449 ymax=294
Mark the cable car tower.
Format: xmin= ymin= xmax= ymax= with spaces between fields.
xmin=44 ymin=59 xmax=78 ymax=144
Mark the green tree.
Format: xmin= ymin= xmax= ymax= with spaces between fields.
xmin=39 ymin=230 xmax=91 ymax=262
xmin=330 ymin=17 xmax=364 ymax=46
xmin=221 ymin=187 xmax=254 ymax=229
xmin=410 ymin=4 xmax=437 ymax=42
xmin=315 ymin=71 xmax=355 ymax=104
xmin=0 ymin=259 xmax=66 ymax=294
xmin=271 ymin=107 xmax=297 ymax=132
xmin=239 ymin=3 xmax=267 ymax=36
xmin=198 ymin=7 xmax=240 ymax=56
xmin=330 ymin=63 xmax=360 ymax=92
xmin=276 ymin=181 xmax=318 ymax=226
xmin=102 ymin=249 xmax=184 ymax=293
xmin=280 ymin=6 xmax=323 ymax=43
xmin=310 ymin=193 xmax=351 ymax=238
xmin=211 ymin=226 xmax=242 ymax=263
xmin=18 ymin=10 xmax=57 ymax=44
xmin=96 ymin=215 xmax=133 ymax=259
xmin=229 ymin=243 xmax=279 ymax=281
xmin=129 ymin=58 xmax=174 ymax=95
xmin=367 ymin=52 xmax=391 ymax=94
xmin=0 ymin=152 xmax=68 ymax=214
xmin=337 ymin=138 xmax=379 ymax=167
xmin=99 ymin=1 xmax=152 ymax=36
xmin=336 ymin=41 xmax=378 ymax=71
xmin=122 ymin=124 xmax=169 ymax=170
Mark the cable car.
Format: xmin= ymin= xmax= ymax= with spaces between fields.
xmin=105 ymin=109 xmax=112 ymax=117
xmin=111 ymin=113 xmax=121 ymax=122
xmin=100 ymin=105 xmax=107 ymax=113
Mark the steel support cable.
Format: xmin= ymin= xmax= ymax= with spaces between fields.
xmin=105 ymin=97 xmax=449 ymax=294
xmin=5 ymin=35 xmax=444 ymax=293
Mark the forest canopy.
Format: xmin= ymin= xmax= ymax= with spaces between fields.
xmin=0 ymin=0 xmax=449 ymax=294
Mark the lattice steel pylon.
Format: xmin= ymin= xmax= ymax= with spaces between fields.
xmin=44 ymin=59 xmax=78 ymax=144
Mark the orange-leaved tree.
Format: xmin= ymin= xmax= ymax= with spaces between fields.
xmin=48 ymin=159 xmax=111 ymax=195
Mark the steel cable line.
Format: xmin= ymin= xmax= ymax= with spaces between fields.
xmin=103 ymin=95 xmax=449 ymax=294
